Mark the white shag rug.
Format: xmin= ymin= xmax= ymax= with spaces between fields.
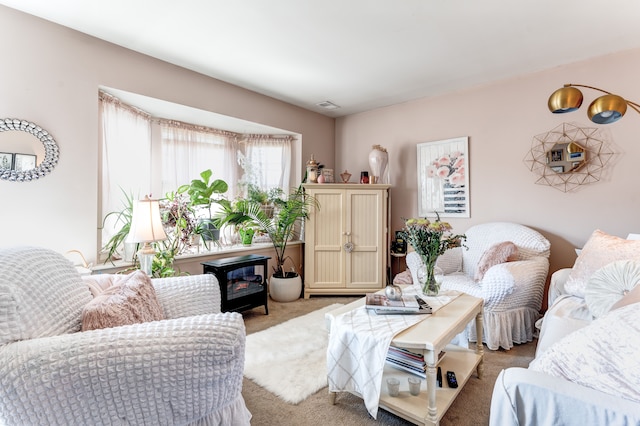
xmin=244 ymin=303 xmax=343 ymax=404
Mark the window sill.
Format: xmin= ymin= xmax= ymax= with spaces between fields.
xmin=92 ymin=241 xmax=303 ymax=275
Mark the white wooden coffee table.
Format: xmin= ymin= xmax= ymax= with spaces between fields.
xmin=327 ymin=293 xmax=484 ymax=425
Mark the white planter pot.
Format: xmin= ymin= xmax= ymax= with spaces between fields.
xmin=269 ymin=273 xmax=302 ymax=302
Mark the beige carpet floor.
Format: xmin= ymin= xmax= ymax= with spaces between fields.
xmin=241 ymin=296 xmax=536 ymax=426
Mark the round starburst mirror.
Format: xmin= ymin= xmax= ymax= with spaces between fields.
xmin=524 ymin=122 xmax=614 ymax=192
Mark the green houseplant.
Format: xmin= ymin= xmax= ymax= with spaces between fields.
xmin=101 ymin=189 xmax=136 ymax=263
xmin=212 ymin=198 xmax=259 ymax=246
xmin=153 ymin=189 xmax=199 ymax=277
xmin=216 ymin=184 xmax=319 ymax=302
xmin=178 ymin=169 xmax=228 ymax=242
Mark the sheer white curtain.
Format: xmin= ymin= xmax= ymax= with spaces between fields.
xmin=99 ymin=92 xmax=297 ymax=256
xmin=99 ymin=91 xmax=152 ymax=245
xmin=159 ymin=120 xmax=238 ymax=199
xmin=243 ymin=135 xmax=293 ymax=193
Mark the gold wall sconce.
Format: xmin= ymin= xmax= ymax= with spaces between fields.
xmin=548 ymin=84 xmax=640 ymax=124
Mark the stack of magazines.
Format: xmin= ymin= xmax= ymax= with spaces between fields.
xmin=365 ymin=293 xmax=432 ymax=315
xmin=385 ymin=346 xmax=445 ymax=378
xmin=386 ymin=346 xmax=426 ymax=378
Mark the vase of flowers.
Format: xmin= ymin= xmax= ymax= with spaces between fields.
xmin=400 ymin=215 xmax=466 ymax=296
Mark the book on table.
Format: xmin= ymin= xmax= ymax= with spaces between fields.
xmin=365 ymin=293 xmax=420 ymax=312
xmin=365 ymin=294 xmax=432 ymax=314
xmin=385 ymin=346 xmax=446 ymax=378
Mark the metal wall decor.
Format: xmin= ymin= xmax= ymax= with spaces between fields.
xmin=0 ymin=119 xmax=59 ymax=182
xmin=524 ymin=122 xmax=614 ymax=192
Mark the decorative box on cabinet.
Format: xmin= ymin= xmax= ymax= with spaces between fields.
xmin=303 ymin=183 xmax=390 ymax=298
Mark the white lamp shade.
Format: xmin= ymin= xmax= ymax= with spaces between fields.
xmin=128 ymin=196 xmax=167 ymax=243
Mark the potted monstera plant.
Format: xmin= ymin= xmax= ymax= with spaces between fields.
xmin=179 ymin=169 xmax=228 ymax=242
xmin=217 ymin=184 xmax=318 ymax=302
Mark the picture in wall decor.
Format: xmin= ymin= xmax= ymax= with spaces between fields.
xmin=13 ymin=153 xmax=36 ymax=172
xmin=417 ymin=136 xmax=470 ymax=218
xmin=0 ymin=152 xmax=38 ymax=172
xmin=0 ymin=152 xmax=13 ymax=170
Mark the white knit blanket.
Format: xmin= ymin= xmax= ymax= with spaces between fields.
xmin=326 ymin=287 xmax=460 ymax=418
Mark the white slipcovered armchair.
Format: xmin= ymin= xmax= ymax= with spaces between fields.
xmin=406 ymin=222 xmax=550 ymax=350
xmin=0 ymin=246 xmax=251 ymax=426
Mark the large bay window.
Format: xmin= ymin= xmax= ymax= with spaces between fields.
xmin=99 ymin=90 xmax=298 ymax=258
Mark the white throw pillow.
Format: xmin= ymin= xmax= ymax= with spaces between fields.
xmin=530 ymin=303 xmax=640 ymax=403
xmin=565 ymin=230 xmax=640 ymax=298
xmin=611 ymin=282 xmax=640 ymax=311
xmin=406 ymin=249 xmax=463 ymax=286
xmin=436 ymin=247 xmax=463 ymax=275
xmin=585 ymin=260 xmax=640 ymax=318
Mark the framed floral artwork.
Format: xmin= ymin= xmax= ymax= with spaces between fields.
xmin=417 ymin=136 xmax=470 ymax=218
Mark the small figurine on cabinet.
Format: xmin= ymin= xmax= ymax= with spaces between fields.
xmin=340 ymin=170 xmax=352 ymax=183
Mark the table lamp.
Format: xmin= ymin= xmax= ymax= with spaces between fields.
xmin=128 ymin=195 xmax=167 ymax=275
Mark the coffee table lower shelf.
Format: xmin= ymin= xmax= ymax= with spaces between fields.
xmin=327 ymin=292 xmax=484 ymax=426
xmin=334 ymin=345 xmax=481 ymax=425
xmin=378 ymin=345 xmax=482 ymax=425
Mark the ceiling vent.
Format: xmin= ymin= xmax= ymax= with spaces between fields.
xmin=316 ymin=101 xmax=340 ymax=110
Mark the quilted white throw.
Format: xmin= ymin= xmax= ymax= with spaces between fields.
xmin=326 ymin=287 xmax=460 ymax=418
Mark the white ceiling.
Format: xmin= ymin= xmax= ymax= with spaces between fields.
xmin=3 ymin=0 xmax=640 ymax=118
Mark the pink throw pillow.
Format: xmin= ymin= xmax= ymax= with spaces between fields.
xmin=82 ymin=274 xmax=118 ymax=296
xmin=566 ymin=230 xmax=640 ymax=298
xmin=474 ymin=241 xmax=518 ymax=281
xmin=82 ymin=271 xmax=164 ymax=331
xmin=393 ymin=270 xmax=413 ymax=285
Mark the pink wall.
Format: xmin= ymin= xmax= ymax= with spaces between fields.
xmin=0 ymin=6 xmax=334 ymax=263
xmin=2 ymin=4 xmax=639 ymax=280
xmin=335 ymin=49 xmax=640 ymax=276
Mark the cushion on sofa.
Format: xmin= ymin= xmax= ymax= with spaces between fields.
xmin=611 ymin=282 xmax=640 ymax=311
xmin=81 ymin=271 xmax=164 ymax=331
xmin=436 ymin=247 xmax=463 ymax=275
xmin=529 ymin=302 xmax=640 ymax=404
xmin=565 ymin=230 xmax=640 ymax=298
xmin=392 ymin=270 xmax=413 ymax=285
xmin=474 ymin=241 xmax=518 ymax=282
xmin=585 ymin=260 xmax=640 ymax=318
xmin=405 ymin=248 xmax=463 ymax=284
xmin=82 ymin=274 xmax=118 ymax=296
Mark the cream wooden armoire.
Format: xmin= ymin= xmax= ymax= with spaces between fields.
xmin=303 ymin=183 xmax=390 ymax=298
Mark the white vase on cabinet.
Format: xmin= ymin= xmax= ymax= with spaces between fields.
xmin=368 ymin=145 xmax=388 ymax=183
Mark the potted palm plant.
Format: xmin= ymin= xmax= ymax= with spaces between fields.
xmin=216 ymin=184 xmax=319 ymax=302
xmin=178 ymin=169 xmax=228 ymax=242
xmin=101 ymin=189 xmax=136 ymax=263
